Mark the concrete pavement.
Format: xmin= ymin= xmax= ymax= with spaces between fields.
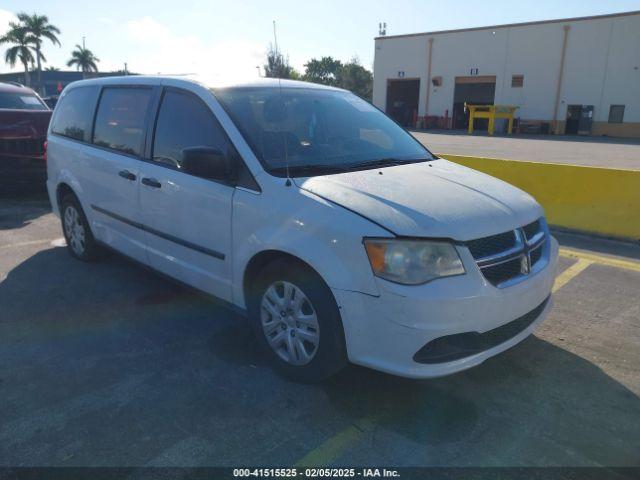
xmin=1 ymin=197 xmax=639 ymax=468
xmin=412 ymin=130 xmax=640 ymax=170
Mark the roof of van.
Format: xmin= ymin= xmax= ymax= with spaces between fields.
xmin=64 ymin=75 xmax=344 ymax=92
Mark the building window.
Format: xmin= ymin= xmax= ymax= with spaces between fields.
xmin=511 ymin=75 xmax=524 ymax=88
xmin=608 ymin=105 xmax=625 ymax=123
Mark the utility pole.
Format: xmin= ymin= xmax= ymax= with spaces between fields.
xmin=124 ymin=62 xmax=128 ymax=75
xmin=273 ymin=20 xmax=279 ymax=55
xmin=82 ymin=36 xmax=86 ymax=49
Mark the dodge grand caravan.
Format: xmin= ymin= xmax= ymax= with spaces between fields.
xmin=47 ymin=76 xmax=558 ymax=381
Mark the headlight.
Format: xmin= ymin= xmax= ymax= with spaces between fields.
xmin=364 ymin=238 xmax=465 ymax=285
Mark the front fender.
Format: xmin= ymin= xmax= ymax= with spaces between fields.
xmin=231 ymin=185 xmax=390 ymax=309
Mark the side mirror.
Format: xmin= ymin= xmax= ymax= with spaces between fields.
xmin=181 ymin=146 xmax=235 ymax=181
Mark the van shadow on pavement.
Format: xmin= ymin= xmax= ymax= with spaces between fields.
xmin=0 ymin=246 xmax=638 ymax=467
xmin=320 ymin=338 xmax=640 ymax=465
xmin=0 ymin=195 xmax=51 ymax=231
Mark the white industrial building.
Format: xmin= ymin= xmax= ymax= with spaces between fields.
xmin=372 ymin=11 xmax=640 ymax=138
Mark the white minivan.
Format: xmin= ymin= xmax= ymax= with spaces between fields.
xmin=47 ymin=76 xmax=558 ymax=381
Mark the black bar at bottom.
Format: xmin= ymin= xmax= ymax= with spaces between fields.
xmin=0 ymin=467 xmax=637 ymax=480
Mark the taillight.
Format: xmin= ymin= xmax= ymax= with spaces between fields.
xmin=43 ymin=140 xmax=47 ymax=162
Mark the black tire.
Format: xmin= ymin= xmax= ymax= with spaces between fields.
xmin=248 ymin=258 xmax=348 ymax=382
xmin=59 ymin=194 xmax=102 ymax=262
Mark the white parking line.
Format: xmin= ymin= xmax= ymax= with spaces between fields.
xmin=0 ymin=238 xmax=62 ymax=250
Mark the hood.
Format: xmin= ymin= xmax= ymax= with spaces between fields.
xmin=294 ymin=159 xmax=543 ymax=241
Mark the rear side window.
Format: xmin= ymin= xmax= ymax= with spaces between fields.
xmin=51 ymin=86 xmax=100 ymax=142
xmin=93 ymin=87 xmax=153 ymax=156
xmin=152 ymin=89 xmax=232 ymax=170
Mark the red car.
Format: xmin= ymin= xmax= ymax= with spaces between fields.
xmin=0 ymin=82 xmax=52 ymax=194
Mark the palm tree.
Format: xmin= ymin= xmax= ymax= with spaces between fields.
xmin=67 ymin=44 xmax=99 ymax=78
xmin=0 ymin=24 xmax=36 ymax=87
xmin=16 ymin=13 xmax=61 ymax=95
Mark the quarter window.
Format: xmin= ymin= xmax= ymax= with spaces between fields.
xmin=50 ymin=86 xmax=100 ymax=142
xmin=152 ymin=90 xmax=232 ymax=172
xmin=93 ymin=87 xmax=153 ymax=156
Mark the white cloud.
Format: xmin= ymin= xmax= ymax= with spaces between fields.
xmin=0 ymin=9 xmax=19 ymax=73
xmin=97 ymin=17 xmax=115 ymax=26
xmin=124 ymin=16 xmax=265 ymax=84
xmin=0 ymin=9 xmax=16 ymax=34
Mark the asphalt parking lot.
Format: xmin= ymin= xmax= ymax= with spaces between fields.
xmin=412 ymin=130 xmax=640 ymax=170
xmin=1 ymin=196 xmax=639 ymax=468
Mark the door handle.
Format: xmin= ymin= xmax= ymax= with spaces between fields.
xmin=118 ymin=170 xmax=136 ymax=181
xmin=141 ymin=177 xmax=162 ymax=188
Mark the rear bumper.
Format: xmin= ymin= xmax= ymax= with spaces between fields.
xmin=46 ymin=178 xmax=59 ymax=216
xmin=0 ymin=154 xmax=46 ymax=192
xmin=333 ymin=236 xmax=558 ymax=379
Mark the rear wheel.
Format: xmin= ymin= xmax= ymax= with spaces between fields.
xmin=60 ymin=194 xmax=102 ymax=261
xmin=248 ymin=259 xmax=347 ymax=382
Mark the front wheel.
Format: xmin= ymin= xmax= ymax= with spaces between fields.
xmin=248 ymin=259 xmax=348 ymax=382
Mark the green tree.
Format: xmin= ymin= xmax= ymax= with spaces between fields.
xmin=0 ymin=23 xmax=36 ymax=87
xmin=45 ymin=65 xmax=59 ymax=71
xmin=301 ymin=56 xmax=373 ymax=101
xmin=336 ymin=58 xmax=373 ymax=101
xmin=67 ymin=44 xmax=99 ymax=78
xmin=16 ymin=13 xmax=61 ymax=95
xmin=303 ymin=56 xmax=342 ymax=86
xmin=263 ymin=43 xmax=299 ymax=79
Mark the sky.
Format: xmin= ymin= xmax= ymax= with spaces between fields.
xmin=1 ymin=0 xmax=640 ymax=83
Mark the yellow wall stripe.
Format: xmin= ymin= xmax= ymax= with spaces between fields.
xmin=440 ymin=154 xmax=640 ymax=241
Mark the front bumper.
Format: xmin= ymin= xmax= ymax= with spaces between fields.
xmin=333 ymin=236 xmax=559 ymax=379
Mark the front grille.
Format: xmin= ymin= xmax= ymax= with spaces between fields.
xmin=0 ymin=138 xmax=45 ymax=157
xmin=466 ymin=230 xmax=516 ymax=259
xmin=413 ymin=296 xmax=550 ymax=364
xmin=530 ymin=245 xmax=543 ymax=266
xmin=523 ymin=219 xmax=541 ymax=241
xmin=482 ymin=258 xmax=523 ymax=285
xmin=466 ymin=218 xmax=547 ymax=287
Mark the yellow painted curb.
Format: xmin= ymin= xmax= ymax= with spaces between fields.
xmin=439 ymin=154 xmax=640 ymax=241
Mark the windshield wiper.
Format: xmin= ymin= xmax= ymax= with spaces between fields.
xmin=268 ymin=157 xmax=433 ymax=177
xmin=344 ymin=157 xmax=431 ymax=170
xmin=269 ymin=164 xmax=352 ymax=176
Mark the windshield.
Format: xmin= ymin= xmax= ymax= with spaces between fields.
xmin=0 ymin=91 xmax=48 ymax=111
xmin=213 ymin=87 xmax=434 ymax=176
